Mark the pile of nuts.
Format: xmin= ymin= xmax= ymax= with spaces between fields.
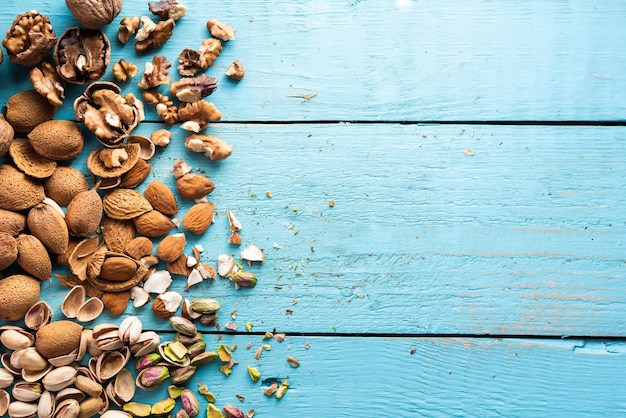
xmin=0 ymin=1 xmax=291 ymax=417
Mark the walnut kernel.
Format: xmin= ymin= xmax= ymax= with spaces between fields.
xmin=225 ymin=60 xmax=245 ymax=81
xmin=113 ymin=59 xmax=139 ymax=82
xmin=118 ymin=17 xmax=140 ymax=44
xmin=207 ymin=19 xmax=236 ymax=41
xmin=138 ymin=55 xmax=172 ymax=89
xmin=136 ymin=18 xmax=175 ymax=53
xmin=2 ymin=11 xmax=56 ymax=67
xmin=198 ymin=38 xmax=222 ymax=68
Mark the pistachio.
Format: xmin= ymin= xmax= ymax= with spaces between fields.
xmin=229 ymin=271 xmax=257 ymax=289
xmin=122 ymin=402 xmax=152 ymax=417
xmin=167 ymin=385 xmax=185 ymax=399
xmin=151 ymin=398 xmax=176 ymax=415
xmin=174 ymin=332 xmax=203 ymax=346
xmin=197 ymin=385 xmax=215 ymax=403
xmin=169 ymin=316 xmax=197 ymax=337
xmin=275 ymin=380 xmax=290 ymax=399
xmin=135 ymin=366 xmax=169 ymax=390
xmin=223 ymin=405 xmax=246 ymax=418
xmin=186 ymin=340 xmax=207 ymax=359
xmin=135 ymin=353 xmax=162 ymax=371
xmin=286 ymin=356 xmax=300 ymax=368
xmin=190 ymin=351 xmax=218 ymax=367
xmin=207 ymin=404 xmax=224 ymax=418
xmin=199 ymin=312 xmax=218 ymax=327
xmin=7 ymin=401 xmax=38 ymax=418
xmin=189 ymin=298 xmax=220 ymax=314
xmin=247 ymin=366 xmax=261 ymax=383
xmin=169 ymin=365 xmax=196 ymax=385
xmin=42 ymin=366 xmax=77 ymax=392
xmin=180 ymin=389 xmax=200 ymax=417
xmin=159 ymin=341 xmax=190 ymax=366
xmin=11 ymin=381 xmax=42 ymax=402
xmin=0 ymin=368 xmax=14 ymax=389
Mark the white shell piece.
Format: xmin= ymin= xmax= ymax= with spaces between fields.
xmin=142 ymin=270 xmax=172 ymax=294
xmin=186 ymin=269 xmax=203 ymax=288
xmin=130 ymin=287 xmax=151 ymax=308
xmin=61 ymin=285 xmax=87 ymax=319
xmin=156 ymin=291 xmax=183 ymax=313
xmin=241 ymin=244 xmax=265 ymax=262
xmin=24 ymin=301 xmax=53 ymax=331
xmin=217 ymin=254 xmax=238 ymax=277
xmin=76 ymin=297 xmax=104 ymax=322
xmin=118 ymin=316 xmax=142 ymax=345
xmin=186 ymin=256 xmax=197 ymax=267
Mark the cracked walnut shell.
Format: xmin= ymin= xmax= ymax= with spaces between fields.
xmin=74 ymin=81 xmax=145 ymax=147
xmin=2 ymin=11 xmax=56 ymax=67
xmin=54 ymin=27 xmax=111 ymax=84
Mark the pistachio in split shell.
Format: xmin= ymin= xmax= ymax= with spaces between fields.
xmin=136 ymin=366 xmax=169 ymax=390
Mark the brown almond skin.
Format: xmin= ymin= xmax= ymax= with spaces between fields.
xmin=28 ymin=120 xmax=85 ymax=161
xmin=125 ymin=236 xmax=153 ymax=259
xmin=0 ymin=274 xmax=41 ymax=321
xmin=119 ymin=158 xmax=151 ymax=188
xmin=6 ymin=90 xmax=57 ymax=134
xmin=66 ymin=188 xmax=103 ymax=237
xmin=27 ymin=201 xmax=70 ymax=254
xmin=0 ymin=232 xmax=18 ymax=270
xmin=99 ymin=256 xmax=137 ymax=281
xmin=144 ymin=181 xmax=178 ymax=216
xmin=156 ymin=234 xmax=186 ymax=263
xmin=0 ymin=164 xmax=46 ymax=211
xmin=133 ymin=210 xmax=175 ymax=237
xmin=176 ymin=173 xmax=215 ymax=200
xmin=101 ymin=290 xmax=131 ymax=315
xmin=36 ymin=320 xmax=83 ymax=358
xmin=16 ymin=234 xmax=52 ymax=281
xmin=183 ymin=202 xmax=215 ymax=235
xmin=44 ymin=166 xmax=89 ymax=206
xmin=0 ymin=208 xmax=26 ymax=237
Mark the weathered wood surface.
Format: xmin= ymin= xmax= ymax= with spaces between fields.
xmin=33 ymin=122 xmax=626 ymax=337
xmin=2 ymin=1 xmax=626 ymax=122
xmin=0 ymin=0 xmax=625 ymax=416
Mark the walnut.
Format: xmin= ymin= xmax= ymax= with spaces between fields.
xmin=29 ymin=62 xmax=66 ymax=107
xmin=207 ymin=19 xmax=236 ymax=41
xmin=178 ymin=101 xmax=221 ymax=132
xmin=177 ymin=48 xmax=203 ymax=76
xmin=143 ymin=90 xmax=178 ymax=125
xmin=2 ymin=11 xmax=56 ymax=67
xmin=169 ymin=75 xmax=217 ymax=103
xmin=225 ymin=60 xmax=245 ymax=81
xmin=184 ymin=134 xmax=233 ymax=160
xmin=54 ymin=27 xmax=111 ymax=84
xmin=118 ymin=17 xmax=140 ymax=44
xmin=151 ymin=129 xmax=172 ymax=147
xmin=149 ymin=0 xmax=187 ymax=20
xmin=198 ymin=38 xmax=222 ymax=68
xmin=135 ymin=18 xmax=175 ymax=53
xmin=138 ymin=55 xmax=171 ymax=89
xmin=74 ymin=81 xmax=144 ymax=147
xmin=113 ymin=59 xmax=139 ymax=82
xmin=66 ymin=0 xmax=122 ymax=29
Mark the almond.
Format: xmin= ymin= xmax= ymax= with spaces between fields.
xmin=43 ymin=166 xmax=90 ymax=206
xmin=101 ymin=216 xmax=137 ymax=253
xmin=176 ymin=173 xmax=215 ymax=200
xmin=103 ymin=189 xmax=153 ymax=220
xmin=27 ymin=199 xmax=69 ymax=254
xmin=0 ymin=232 xmax=18 ymax=270
xmin=166 ymin=254 xmax=192 ymax=276
xmin=144 ymin=181 xmax=178 ymax=216
xmin=125 ymin=237 xmax=153 ymax=259
xmin=182 ymin=202 xmax=214 ymax=235
xmin=66 ymin=187 xmax=103 ymax=238
xmin=0 ymin=164 xmax=45 ymax=211
xmin=99 ymin=256 xmax=138 ymax=282
xmin=0 ymin=208 xmax=26 ymax=237
xmin=16 ymin=234 xmax=52 ymax=281
xmin=119 ymin=158 xmax=151 ymax=188
xmin=133 ymin=210 xmax=175 ymax=237
xmin=157 ymin=233 xmax=186 ymax=263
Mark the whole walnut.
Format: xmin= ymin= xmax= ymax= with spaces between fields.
xmin=66 ymin=0 xmax=123 ymax=29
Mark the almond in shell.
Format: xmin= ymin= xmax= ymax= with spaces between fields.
xmin=103 ymin=189 xmax=152 ymax=220
xmin=0 ymin=232 xmax=18 ymax=270
xmin=27 ymin=199 xmax=69 ymax=254
xmin=43 ymin=166 xmax=89 ymax=206
xmin=66 ymin=186 xmax=103 ymax=238
xmin=101 ymin=216 xmax=137 ymax=253
xmin=0 ymin=208 xmax=26 ymax=237
xmin=133 ymin=210 xmax=175 ymax=237
xmin=182 ymin=202 xmax=214 ymax=235
xmin=144 ymin=181 xmax=178 ymax=216
xmin=16 ymin=234 xmax=52 ymax=281
xmin=0 ymin=164 xmax=45 ymax=211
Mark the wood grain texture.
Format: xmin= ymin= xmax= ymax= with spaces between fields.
xmin=1 ymin=1 xmax=626 ymax=121
xmin=130 ymin=334 xmax=626 ymax=417
xmin=22 ymin=122 xmax=625 ymax=337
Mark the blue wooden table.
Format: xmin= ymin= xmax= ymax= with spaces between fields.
xmin=1 ymin=1 xmax=626 ymax=416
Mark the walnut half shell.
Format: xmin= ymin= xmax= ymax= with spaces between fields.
xmin=54 ymin=27 xmax=111 ymax=84
xmin=74 ymin=82 xmax=145 ymax=147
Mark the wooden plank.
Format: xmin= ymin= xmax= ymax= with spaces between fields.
xmin=130 ymin=334 xmax=626 ymax=416
xmin=23 ymin=122 xmax=626 ymax=337
xmin=2 ymin=1 xmax=626 ymax=122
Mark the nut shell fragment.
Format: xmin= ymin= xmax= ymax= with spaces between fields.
xmin=88 ymin=143 xmax=142 ymax=178
xmin=9 ymin=139 xmax=56 ymax=179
